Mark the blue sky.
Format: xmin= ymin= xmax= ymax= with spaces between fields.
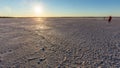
xmin=0 ymin=0 xmax=120 ymax=17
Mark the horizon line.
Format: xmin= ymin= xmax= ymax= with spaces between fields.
xmin=0 ymin=16 xmax=120 ymax=18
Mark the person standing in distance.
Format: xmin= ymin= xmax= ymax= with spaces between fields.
xmin=108 ymin=16 xmax=112 ymax=23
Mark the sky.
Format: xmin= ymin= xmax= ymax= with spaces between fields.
xmin=0 ymin=0 xmax=120 ymax=17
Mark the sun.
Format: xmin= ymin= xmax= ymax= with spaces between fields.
xmin=34 ymin=6 xmax=43 ymax=15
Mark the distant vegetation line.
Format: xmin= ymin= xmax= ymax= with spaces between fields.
xmin=0 ymin=16 xmax=120 ymax=18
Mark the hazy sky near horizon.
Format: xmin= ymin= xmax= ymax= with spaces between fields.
xmin=0 ymin=0 xmax=120 ymax=17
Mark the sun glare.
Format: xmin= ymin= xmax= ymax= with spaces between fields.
xmin=34 ymin=5 xmax=43 ymax=16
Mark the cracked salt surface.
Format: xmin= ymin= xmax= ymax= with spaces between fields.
xmin=0 ymin=18 xmax=120 ymax=68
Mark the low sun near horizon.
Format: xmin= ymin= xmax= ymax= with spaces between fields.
xmin=33 ymin=5 xmax=43 ymax=17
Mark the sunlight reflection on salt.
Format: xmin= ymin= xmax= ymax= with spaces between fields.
xmin=34 ymin=18 xmax=50 ymax=30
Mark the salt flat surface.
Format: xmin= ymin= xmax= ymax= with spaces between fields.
xmin=0 ymin=18 xmax=120 ymax=68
